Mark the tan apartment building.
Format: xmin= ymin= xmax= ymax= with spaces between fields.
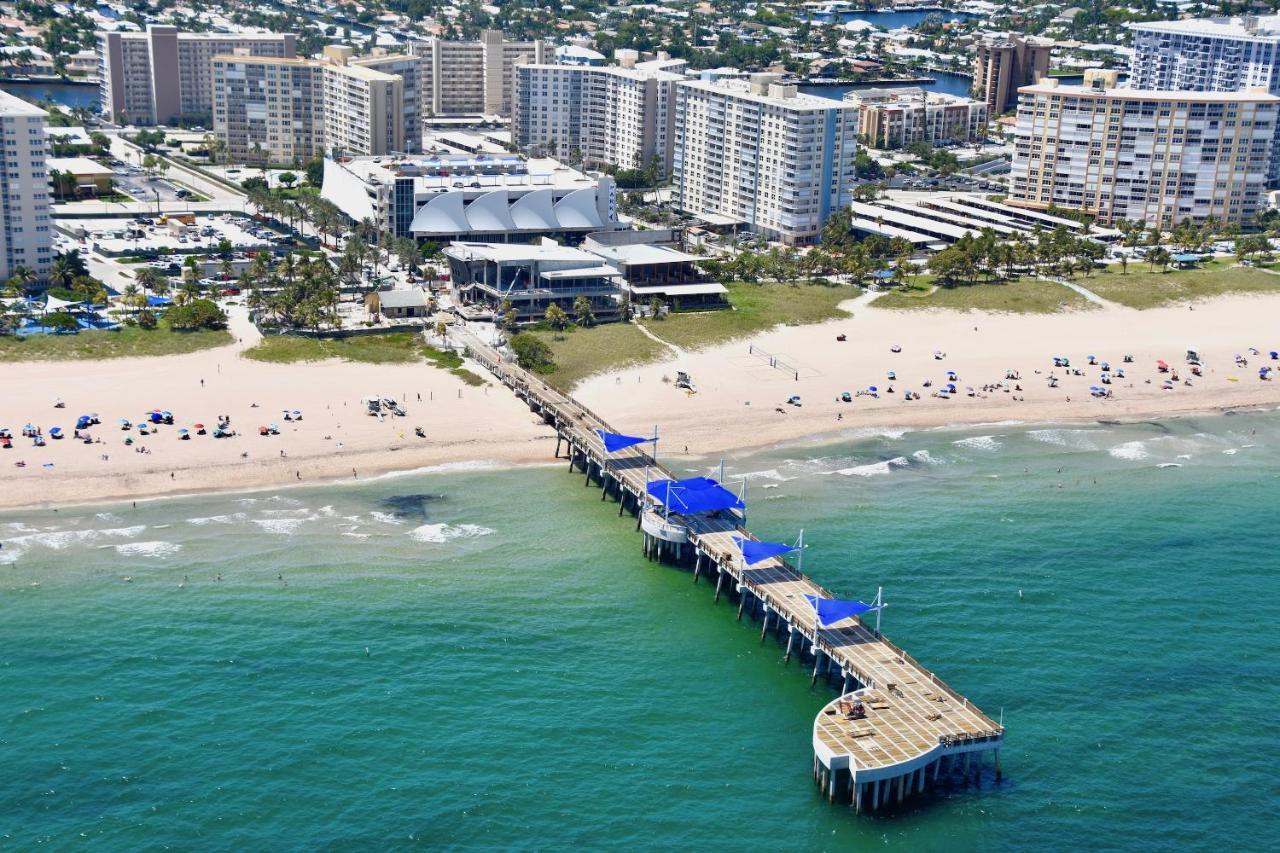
xmin=846 ymin=88 xmax=988 ymax=149
xmin=211 ymin=47 xmax=404 ymax=165
xmin=410 ymin=30 xmax=546 ymax=117
xmin=972 ymin=33 xmax=1052 ymax=115
xmin=1008 ymin=71 xmax=1280 ymax=227
xmin=99 ymin=24 xmax=296 ymax=125
xmin=321 ymin=54 xmax=404 ymax=158
xmin=211 ymin=55 xmax=324 ymax=165
xmin=349 ymin=50 xmax=423 ymax=152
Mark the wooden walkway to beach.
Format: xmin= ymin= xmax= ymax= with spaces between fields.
xmin=457 ymin=328 xmax=1004 ymax=812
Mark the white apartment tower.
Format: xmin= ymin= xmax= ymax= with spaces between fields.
xmin=515 ymin=53 xmax=685 ymax=176
xmin=99 ymin=25 xmax=297 ymax=125
xmin=1129 ymin=15 xmax=1280 ymax=184
xmin=0 ymin=91 xmax=53 ymax=283
xmin=673 ymin=74 xmax=860 ymax=244
xmin=1008 ymin=72 xmax=1279 ymax=228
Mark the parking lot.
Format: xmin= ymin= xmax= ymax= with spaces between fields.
xmin=112 ymin=170 xmax=197 ymax=204
xmin=67 ymin=214 xmax=285 ymax=256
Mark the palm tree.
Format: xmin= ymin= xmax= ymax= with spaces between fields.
xmin=8 ymin=265 xmax=37 ymax=293
xmin=1148 ymin=246 xmax=1171 ymax=273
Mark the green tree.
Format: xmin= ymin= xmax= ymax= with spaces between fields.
xmin=510 ymin=332 xmax=554 ymax=372
xmin=167 ymin=298 xmax=228 ymax=331
xmin=544 ymin=303 xmax=569 ymax=331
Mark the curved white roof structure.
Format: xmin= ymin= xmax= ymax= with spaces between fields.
xmin=321 ymin=157 xmax=377 ymax=224
xmin=509 ymin=188 xmax=560 ymax=231
xmin=554 ymin=188 xmax=605 ymax=229
xmin=465 ymin=190 xmax=518 ymax=232
xmin=410 ymin=192 xmax=470 ymax=234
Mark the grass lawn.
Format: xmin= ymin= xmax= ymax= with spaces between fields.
xmin=242 ymin=331 xmax=487 ymax=384
xmin=637 ymin=281 xmax=853 ymax=350
xmin=528 ymin=322 xmax=672 ymax=392
xmin=0 ymin=320 xmax=231 ymax=361
xmin=874 ymin=276 xmax=1093 ymax=313
xmin=1074 ymin=260 xmax=1280 ymax=309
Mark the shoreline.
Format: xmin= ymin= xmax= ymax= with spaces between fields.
xmin=6 ymin=399 xmax=1277 ymax=514
xmin=10 ymin=293 xmax=1280 ymax=512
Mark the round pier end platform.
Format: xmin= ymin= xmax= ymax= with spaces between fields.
xmin=812 ymin=689 xmax=1005 ymax=811
xmin=640 ymin=509 xmax=691 ymax=543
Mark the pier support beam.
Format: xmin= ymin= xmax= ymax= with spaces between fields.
xmin=873 ymin=780 xmax=882 ymax=811
xmin=760 ymin=607 xmax=771 ymax=642
xmin=854 ymin=782 xmax=863 ymax=814
xmin=693 ymin=553 xmax=703 ymax=584
xmin=784 ymin=628 xmax=796 ymax=664
xmin=736 ymin=588 xmax=749 ymax=621
xmin=811 ymin=648 xmax=824 ymax=686
xmin=714 ymin=569 xmax=724 ymax=603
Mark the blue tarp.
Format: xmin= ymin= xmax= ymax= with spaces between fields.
xmin=804 ymin=594 xmax=875 ymax=627
xmin=596 ymin=429 xmax=651 ymax=454
xmin=646 ymin=476 xmax=745 ymax=515
xmin=732 ymin=536 xmax=796 ymax=565
xmin=147 ymin=295 xmax=172 ymax=307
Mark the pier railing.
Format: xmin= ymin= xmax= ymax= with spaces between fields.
xmin=456 ymin=325 xmax=1004 ymax=811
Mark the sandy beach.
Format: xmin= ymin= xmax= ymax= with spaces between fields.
xmin=8 ymin=293 xmax=1280 ymax=509
xmin=1 ymin=309 xmax=551 ymax=509
xmin=575 ymin=292 xmax=1280 ymax=456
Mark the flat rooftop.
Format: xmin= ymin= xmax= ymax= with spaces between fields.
xmin=444 ymin=241 xmax=604 ymax=264
xmin=1129 ymin=15 xmax=1280 ymax=39
xmin=678 ymin=77 xmax=850 ymax=111
xmin=589 ymin=243 xmax=703 ymax=266
xmin=0 ymin=89 xmax=46 ymax=118
xmin=333 ymin=155 xmax=599 ymax=191
xmin=1019 ymin=81 xmax=1280 ymax=103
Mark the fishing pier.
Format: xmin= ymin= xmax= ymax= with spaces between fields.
xmin=459 ymin=330 xmax=1005 ymax=813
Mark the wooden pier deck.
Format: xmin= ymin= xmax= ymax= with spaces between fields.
xmin=458 ymin=330 xmax=1004 ymax=811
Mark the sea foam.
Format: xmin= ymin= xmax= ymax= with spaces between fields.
xmin=832 ymin=457 xmax=909 ymax=477
xmin=408 ymin=523 xmax=495 ymax=544
xmin=114 ymin=541 xmax=182 ymax=558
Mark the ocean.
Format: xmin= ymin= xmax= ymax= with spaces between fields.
xmin=2 ymin=414 xmax=1277 ymax=849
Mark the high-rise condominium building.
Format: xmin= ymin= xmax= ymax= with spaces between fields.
xmin=515 ymin=52 xmax=686 ymax=176
xmin=1008 ymin=71 xmax=1279 ymax=228
xmin=845 ymin=88 xmax=988 ymax=149
xmin=99 ymin=25 xmax=296 ymax=125
xmin=211 ymin=56 xmax=324 ymax=165
xmin=321 ymin=60 xmax=405 ymax=159
xmin=212 ymin=48 xmax=406 ymax=165
xmin=1129 ymin=14 xmax=1280 ymax=184
xmin=0 ymin=91 xmax=53 ymax=282
xmin=972 ymin=33 xmax=1052 ymax=115
xmin=673 ymin=74 xmax=860 ymax=244
xmin=349 ymin=51 xmax=423 ymax=150
xmin=410 ymin=30 xmax=547 ymax=117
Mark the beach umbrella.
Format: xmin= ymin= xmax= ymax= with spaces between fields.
xmin=947 ymin=383 xmax=957 ymax=393
xmin=868 ymin=385 xmax=878 ymax=393
xmin=1157 ymin=359 xmax=1169 ymax=369
xmin=1271 ymin=351 xmax=1278 ymax=360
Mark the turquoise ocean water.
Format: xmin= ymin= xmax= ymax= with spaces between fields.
xmin=2 ymin=413 xmax=1278 ymax=849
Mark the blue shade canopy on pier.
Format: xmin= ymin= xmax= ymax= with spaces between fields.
xmin=804 ymin=594 xmax=875 ymax=627
xmin=595 ymin=429 xmax=653 ymax=454
xmin=647 ymin=477 xmax=745 ymax=514
xmin=732 ymin=536 xmax=797 ymax=565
